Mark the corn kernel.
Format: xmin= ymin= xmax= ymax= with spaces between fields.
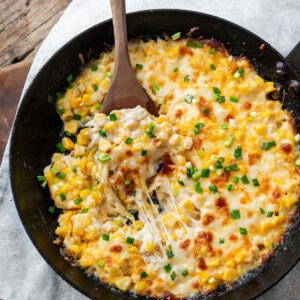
xmin=162 ymin=213 xmax=177 ymax=228
xmin=223 ymin=268 xmax=237 ymax=281
xmin=134 ymin=281 xmax=146 ymax=292
xmin=62 ymin=137 xmax=74 ymax=150
xmin=145 ymin=240 xmax=155 ymax=252
xmin=282 ymin=195 xmax=298 ymax=209
xmin=65 ymin=120 xmax=79 ymax=135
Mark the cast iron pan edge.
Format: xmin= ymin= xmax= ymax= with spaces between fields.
xmin=9 ymin=9 xmax=300 ymax=300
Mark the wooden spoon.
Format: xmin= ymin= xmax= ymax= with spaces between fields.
xmin=101 ymin=0 xmax=158 ymax=116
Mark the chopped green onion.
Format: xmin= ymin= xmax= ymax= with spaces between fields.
xmin=58 ymin=108 xmax=65 ymax=115
xmin=184 ymin=75 xmax=191 ymax=82
xmin=97 ymin=153 xmax=111 ymax=163
xmin=48 ymin=206 xmax=55 ymax=214
xmin=267 ymin=211 xmax=274 ymax=218
xmin=218 ymin=96 xmax=225 ymax=103
xmin=126 ymin=236 xmax=135 ymax=245
xmin=230 ymin=209 xmax=240 ymax=219
xmin=229 ymin=164 xmax=240 ymax=171
xmin=187 ymin=167 xmax=196 ymax=178
xmin=125 ymin=137 xmax=133 ymax=145
xmin=177 ymin=180 xmax=185 ymax=186
xmin=37 ymin=175 xmax=46 ymax=182
xmin=170 ymin=271 xmax=177 ymax=281
xmin=224 ymin=134 xmax=235 ymax=147
xmin=295 ymin=133 xmax=300 ymax=142
xmin=67 ymin=74 xmax=73 ymax=83
xmin=149 ymin=122 xmax=155 ymax=132
xmin=56 ymin=92 xmax=63 ymax=100
xmin=81 ymin=208 xmax=89 ymax=214
xmin=56 ymin=143 xmax=65 ymax=153
xmin=209 ymin=48 xmax=216 ymax=54
xmin=213 ymin=87 xmax=221 ymax=94
xmin=152 ymin=82 xmax=160 ymax=93
xmin=93 ymin=83 xmax=99 ymax=91
xmin=102 ymin=233 xmax=110 ymax=241
xmin=171 ymin=32 xmax=181 ymax=40
xmin=74 ymin=197 xmax=83 ymax=204
xmin=145 ymin=131 xmax=156 ymax=138
xmin=182 ymin=269 xmax=189 ymax=276
xmin=109 ymin=170 xmax=114 ymax=176
xmin=260 ymin=207 xmax=266 ymax=214
xmin=98 ymin=260 xmax=105 ymax=267
xmin=192 ymin=171 xmax=201 ymax=180
xmin=47 ymin=95 xmax=53 ymax=103
xmin=208 ymin=277 xmax=216 ymax=284
xmin=195 ymin=185 xmax=203 ymax=194
xmin=194 ymin=122 xmax=205 ymax=134
xmin=262 ymin=141 xmax=276 ymax=150
xmin=109 ymin=113 xmax=117 ymax=121
xmin=219 ymin=238 xmax=225 ymax=244
xmin=221 ymin=123 xmax=228 ymax=130
xmin=234 ymin=146 xmax=242 ymax=160
xmin=271 ymin=243 xmax=275 ymax=249
xmin=91 ymin=66 xmax=98 ymax=71
xmin=136 ymin=63 xmax=143 ymax=70
xmin=239 ymin=227 xmax=248 ymax=235
xmin=227 ymin=184 xmax=234 ymax=191
xmin=73 ymin=113 xmax=81 ymax=120
xmin=98 ymin=129 xmax=107 ymax=137
xmin=141 ymin=150 xmax=147 ymax=156
xmin=164 ymin=264 xmax=172 ymax=273
xmin=230 ymin=96 xmax=238 ymax=103
xmin=95 ymin=103 xmax=102 ymax=110
xmin=56 ymin=172 xmax=66 ymax=179
xmin=209 ymin=185 xmax=218 ymax=193
xmin=173 ymin=67 xmax=179 ymax=73
xmin=296 ymin=159 xmax=300 ymax=166
xmin=59 ymin=193 xmax=66 ymax=201
xmin=166 ymin=249 xmax=174 ymax=259
xmin=141 ymin=271 xmax=148 ymax=278
xmin=252 ymin=178 xmax=260 ymax=187
xmin=185 ymin=94 xmax=194 ymax=104
xmin=201 ymin=169 xmax=210 ymax=178
xmin=234 ymin=68 xmax=244 ymax=78
xmin=202 ymin=107 xmax=209 ymax=115
xmin=132 ymin=191 xmax=137 ymax=196
xmin=210 ymin=64 xmax=216 ymax=70
xmin=186 ymin=41 xmax=203 ymax=48
xmin=106 ymin=71 xmax=113 ymax=78
xmin=72 ymin=168 xmax=77 ymax=174
xmin=241 ymin=175 xmax=250 ymax=184
xmin=233 ymin=176 xmax=239 ymax=183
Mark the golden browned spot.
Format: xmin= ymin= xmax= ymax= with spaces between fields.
xmin=244 ymin=102 xmax=252 ymax=109
xmin=202 ymin=213 xmax=215 ymax=226
xmin=192 ymin=281 xmax=200 ymax=289
xmin=159 ymin=154 xmax=176 ymax=176
xmin=248 ymin=153 xmax=261 ymax=166
xmin=180 ymin=46 xmax=194 ymax=56
xmin=280 ymin=143 xmax=292 ymax=154
xmin=272 ymin=186 xmax=281 ymax=203
xmin=228 ymin=234 xmax=238 ymax=242
xmin=201 ymin=38 xmax=227 ymax=55
xmin=126 ymin=150 xmax=133 ymax=157
xmin=161 ymin=291 xmax=176 ymax=300
xmin=179 ymin=239 xmax=191 ymax=249
xmin=198 ymin=257 xmax=207 ymax=270
xmin=198 ymin=97 xmax=212 ymax=117
xmin=225 ymin=114 xmax=234 ymax=122
xmin=110 ymin=244 xmax=122 ymax=253
xmin=175 ymin=109 xmax=183 ymax=118
xmin=193 ymin=138 xmax=203 ymax=150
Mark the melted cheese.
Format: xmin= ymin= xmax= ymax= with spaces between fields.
xmin=44 ymin=37 xmax=300 ymax=298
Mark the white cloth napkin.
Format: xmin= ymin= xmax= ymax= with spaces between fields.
xmin=0 ymin=1 xmax=299 ymax=299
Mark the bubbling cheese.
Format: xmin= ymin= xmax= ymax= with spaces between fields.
xmin=44 ymin=37 xmax=300 ymax=298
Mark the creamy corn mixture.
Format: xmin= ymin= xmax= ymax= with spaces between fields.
xmin=41 ymin=37 xmax=300 ymax=298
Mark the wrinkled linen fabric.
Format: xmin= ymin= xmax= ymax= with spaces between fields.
xmin=0 ymin=0 xmax=299 ymax=299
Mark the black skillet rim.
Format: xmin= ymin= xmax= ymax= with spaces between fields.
xmin=9 ymin=8 xmax=300 ymax=300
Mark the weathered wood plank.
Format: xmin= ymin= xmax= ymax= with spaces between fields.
xmin=0 ymin=0 xmax=71 ymax=67
xmin=0 ymin=59 xmax=32 ymax=161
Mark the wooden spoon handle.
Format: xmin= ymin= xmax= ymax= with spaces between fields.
xmin=110 ymin=0 xmax=131 ymax=71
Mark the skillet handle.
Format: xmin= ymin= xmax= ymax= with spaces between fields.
xmin=287 ymin=42 xmax=300 ymax=71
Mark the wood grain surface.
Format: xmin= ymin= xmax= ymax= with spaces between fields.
xmin=0 ymin=0 xmax=70 ymax=67
xmin=0 ymin=60 xmax=32 ymax=160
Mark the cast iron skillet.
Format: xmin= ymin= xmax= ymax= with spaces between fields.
xmin=9 ymin=9 xmax=300 ymax=300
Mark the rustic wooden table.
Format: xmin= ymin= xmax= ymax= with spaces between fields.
xmin=0 ymin=0 xmax=71 ymax=161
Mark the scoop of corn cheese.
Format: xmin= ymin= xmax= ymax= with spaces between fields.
xmin=44 ymin=37 xmax=300 ymax=298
